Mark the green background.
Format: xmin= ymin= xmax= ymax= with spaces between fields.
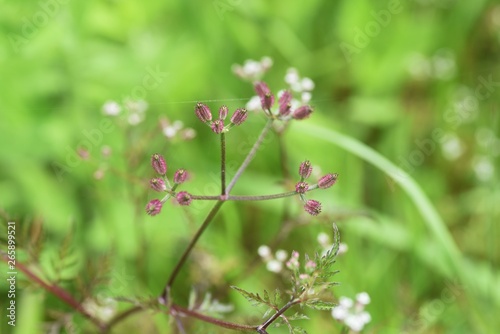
xmin=1 ymin=0 xmax=499 ymax=333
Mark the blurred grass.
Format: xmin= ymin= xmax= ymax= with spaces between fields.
xmin=1 ymin=0 xmax=500 ymax=333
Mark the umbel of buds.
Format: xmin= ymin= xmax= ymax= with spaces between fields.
xmin=292 ymin=105 xmax=313 ymax=120
xmin=295 ymin=182 xmax=309 ymax=194
xmin=211 ymin=119 xmax=224 ymax=134
xmin=150 ymin=178 xmax=166 ymax=192
xmin=278 ymin=90 xmax=292 ymax=116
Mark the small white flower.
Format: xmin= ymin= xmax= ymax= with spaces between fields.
xmin=300 ymin=77 xmax=315 ymax=91
xmin=246 ymin=95 xmax=261 ymax=111
xmin=317 ymin=232 xmax=330 ymax=245
xmin=266 ymin=259 xmax=283 ymax=273
xmin=261 ymin=56 xmax=273 ymax=69
xmin=128 ymin=113 xmax=143 ymax=125
xmin=163 ymin=126 xmax=177 ymax=138
xmin=356 ymin=292 xmax=371 ymax=305
xmin=301 ymin=92 xmax=312 ymax=104
xmin=339 ymin=296 xmax=353 ymax=308
xmin=473 ymin=156 xmax=495 ymax=181
xmin=102 ymin=101 xmax=121 ymax=116
xmin=332 ymin=306 xmax=348 ymax=320
xmin=285 ymin=68 xmax=299 ymax=85
xmin=275 ymin=249 xmax=288 ymax=262
xmin=345 ymin=314 xmax=364 ymax=332
xmin=338 ymin=242 xmax=348 ymax=255
xmin=258 ymin=245 xmax=271 ymax=258
xmin=441 ymin=134 xmax=464 ymax=160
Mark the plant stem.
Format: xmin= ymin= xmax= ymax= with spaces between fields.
xmin=191 ymin=185 xmax=319 ymax=201
xmin=170 ymin=303 xmax=257 ymax=331
xmin=221 ymin=132 xmax=226 ymax=195
xmin=225 ymin=119 xmax=274 ymax=195
xmin=0 ymin=252 xmax=105 ymax=330
xmin=257 ymin=298 xmax=301 ymax=332
xmin=160 ymin=200 xmax=225 ymax=301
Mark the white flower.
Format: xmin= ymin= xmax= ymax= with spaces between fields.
xmin=128 ymin=113 xmax=143 ymax=125
xmin=285 ymin=68 xmax=299 ymax=85
xmin=300 ymin=77 xmax=315 ymax=91
xmin=317 ymin=232 xmax=330 ymax=246
xmin=356 ymin=292 xmax=371 ymax=305
xmin=301 ymin=92 xmax=312 ymax=104
xmin=102 ymin=101 xmax=121 ymax=116
xmin=275 ymin=249 xmax=288 ymax=262
xmin=266 ymin=259 xmax=283 ymax=273
xmin=246 ymin=95 xmax=261 ymax=111
xmin=333 ymin=293 xmax=372 ymax=332
xmin=473 ymin=156 xmax=495 ymax=181
xmin=338 ymin=242 xmax=348 ymax=255
xmin=258 ymin=245 xmax=271 ymax=258
xmin=332 ymin=305 xmax=349 ymax=320
xmin=441 ymin=134 xmax=464 ymax=160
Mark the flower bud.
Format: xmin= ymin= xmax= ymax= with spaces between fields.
xmin=151 ymin=153 xmax=167 ymax=175
xmin=295 ymin=182 xmax=309 ymax=194
xmin=219 ymin=105 xmax=228 ymax=120
xmin=254 ymin=81 xmax=275 ymax=110
xmin=173 ymin=169 xmax=188 ymax=184
xmin=299 ymin=160 xmax=312 ymax=179
xmin=150 ymin=178 xmax=167 ymax=192
xmin=195 ymin=102 xmax=212 ymax=123
xmin=211 ymin=119 xmax=224 ymax=134
xmin=145 ymin=199 xmax=163 ymax=216
xmin=176 ymin=191 xmax=193 ymax=206
xmin=304 ymin=199 xmax=321 ymax=216
xmin=230 ymin=108 xmax=248 ymax=126
xmin=318 ymin=173 xmax=338 ymax=189
xmin=292 ymin=105 xmax=313 ymax=120
xmin=278 ymin=90 xmax=292 ymax=116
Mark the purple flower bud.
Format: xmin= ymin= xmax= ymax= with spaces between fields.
xmin=230 ymin=108 xmax=248 ymax=126
xmin=219 ymin=105 xmax=228 ymax=120
xmin=211 ymin=119 xmax=224 ymax=134
xmin=173 ymin=169 xmax=188 ymax=184
xmin=145 ymin=199 xmax=163 ymax=216
xmin=299 ymin=160 xmax=313 ymax=179
xmin=176 ymin=191 xmax=192 ymax=206
xmin=254 ymin=81 xmax=275 ymax=110
xmin=318 ymin=173 xmax=338 ymax=189
xmin=304 ymin=200 xmax=321 ymax=216
xmin=295 ymin=182 xmax=309 ymax=194
xmin=195 ymin=102 xmax=212 ymax=123
xmin=279 ymin=90 xmax=292 ymax=116
xmin=151 ymin=153 xmax=167 ymax=175
xmin=292 ymin=105 xmax=313 ymax=120
xmin=150 ymin=178 xmax=167 ymax=192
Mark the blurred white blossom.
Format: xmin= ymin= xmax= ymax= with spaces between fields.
xmin=441 ymin=134 xmax=464 ymax=160
xmin=332 ymin=292 xmax=371 ymax=332
xmin=102 ymin=101 xmax=121 ymax=116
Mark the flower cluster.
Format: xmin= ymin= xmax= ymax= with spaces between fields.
xmin=243 ymin=64 xmax=315 ymax=121
xmin=332 ymin=292 xmax=371 ymax=332
xmin=145 ymin=153 xmax=191 ymax=216
xmin=232 ymin=56 xmax=273 ymax=82
xmin=257 ymin=245 xmax=289 ymax=273
xmin=296 ymin=160 xmax=338 ymax=216
xmin=102 ymin=99 xmax=148 ymax=125
xmin=195 ymin=103 xmax=248 ymax=134
xmin=159 ymin=117 xmax=196 ymax=140
xmin=285 ymin=251 xmax=318 ymax=282
xmin=247 ymin=80 xmax=314 ymax=120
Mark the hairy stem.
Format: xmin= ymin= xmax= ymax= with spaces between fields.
xmin=225 ymin=119 xmax=274 ymax=195
xmin=170 ymin=304 xmax=257 ymax=331
xmin=257 ymin=298 xmax=301 ymax=332
xmin=191 ymin=185 xmax=319 ymax=201
xmin=221 ymin=132 xmax=226 ymax=195
xmin=160 ymin=200 xmax=225 ymax=301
